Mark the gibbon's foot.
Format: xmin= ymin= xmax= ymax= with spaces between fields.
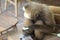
xmin=20 ymin=34 xmax=33 ymax=40
xmin=34 ymin=37 xmax=43 ymax=40
xmin=22 ymin=30 xmax=35 ymax=39
xmin=22 ymin=27 xmax=35 ymax=38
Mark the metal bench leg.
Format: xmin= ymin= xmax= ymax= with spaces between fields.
xmin=5 ymin=0 xmax=8 ymax=11
xmin=13 ymin=24 xmax=17 ymax=31
xmin=15 ymin=0 xmax=18 ymax=17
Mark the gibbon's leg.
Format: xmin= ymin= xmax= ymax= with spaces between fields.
xmin=42 ymin=5 xmax=56 ymax=32
xmin=34 ymin=29 xmax=45 ymax=40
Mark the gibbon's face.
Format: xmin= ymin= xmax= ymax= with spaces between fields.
xmin=23 ymin=6 xmax=32 ymax=19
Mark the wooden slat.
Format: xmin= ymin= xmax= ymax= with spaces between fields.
xmin=8 ymin=0 xmax=15 ymax=5
xmin=0 ymin=14 xmax=18 ymax=32
xmin=0 ymin=27 xmax=6 ymax=32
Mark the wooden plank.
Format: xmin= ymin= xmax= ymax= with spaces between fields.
xmin=0 ymin=14 xmax=18 ymax=32
xmin=0 ymin=27 xmax=6 ymax=32
xmin=8 ymin=0 xmax=15 ymax=5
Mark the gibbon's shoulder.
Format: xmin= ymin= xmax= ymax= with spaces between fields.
xmin=24 ymin=2 xmax=48 ymax=7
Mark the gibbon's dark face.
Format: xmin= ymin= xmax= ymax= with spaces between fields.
xmin=23 ymin=6 xmax=32 ymax=19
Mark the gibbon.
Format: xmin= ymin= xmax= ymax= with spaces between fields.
xmin=22 ymin=2 xmax=56 ymax=40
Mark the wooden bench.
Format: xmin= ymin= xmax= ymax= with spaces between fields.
xmin=0 ymin=14 xmax=18 ymax=35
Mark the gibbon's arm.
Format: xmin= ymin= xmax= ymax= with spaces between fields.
xmin=24 ymin=19 xmax=34 ymax=27
xmin=22 ymin=18 xmax=34 ymax=31
xmin=42 ymin=5 xmax=56 ymax=26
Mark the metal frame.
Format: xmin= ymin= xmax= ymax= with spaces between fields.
xmin=5 ymin=0 xmax=18 ymax=17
